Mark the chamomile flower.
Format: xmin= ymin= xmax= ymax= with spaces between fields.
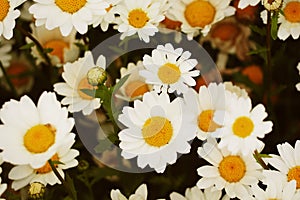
xmin=197 ymin=138 xmax=263 ymax=200
xmin=0 ymin=92 xmax=74 ymax=168
xmin=264 ymin=140 xmax=300 ymax=190
xmin=27 ymin=25 xmax=80 ymax=66
xmin=169 ymin=0 xmax=235 ymax=40
xmin=0 ymin=155 xmax=7 ymax=199
xmin=252 ymin=170 xmax=300 ymax=200
xmin=213 ymin=95 xmax=273 ymax=155
xmin=116 ymin=61 xmax=152 ymax=101
xmin=114 ymin=0 xmax=166 ymax=43
xmin=140 ymin=43 xmax=200 ymax=94
xmin=8 ymin=133 xmax=79 ymax=190
xmin=29 ymin=0 xmax=109 ymax=36
xmin=111 ymin=183 xmax=147 ymax=200
xmin=238 ymin=0 xmax=261 ymax=9
xmin=0 ymin=0 xmax=25 ymax=40
xmin=54 ymin=51 xmax=105 ymax=115
xmin=296 ymin=63 xmax=300 ymax=91
xmin=183 ymin=83 xmax=225 ymax=141
xmin=118 ymin=91 xmax=196 ymax=173
xmin=170 ymin=186 xmax=229 ymax=200
xmin=92 ymin=0 xmax=122 ymax=31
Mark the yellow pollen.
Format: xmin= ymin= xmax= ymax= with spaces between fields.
xmin=125 ymin=80 xmax=149 ymax=98
xmin=24 ymin=124 xmax=56 ymax=154
xmin=55 ymin=0 xmax=87 ymax=14
xmin=0 ymin=0 xmax=10 ymax=21
xmin=44 ymin=40 xmax=69 ymax=63
xmin=142 ymin=116 xmax=173 ymax=147
xmin=284 ymin=2 xmax=300 ymax=23
xmin=287 ymin=166 xmax=300 ymax=189
xmin=198 ymin=110 xmax=221 ymax=132
xmin=158 ymin=63 xmax=181 ymax=84
xmin=77 ymin=77 xmax=97 ymax=100
xmin=128 ymin=9 xmax=149 ymax=28
xmin=36 ymin=154 xmax=59 ymax=174
xmin=184 ymin=0 xmax=216 ymax=28
xmin=232 ymin=116 xmax=254 ymax=138
xmin=219 ymin=155 xmax=246 ymax=183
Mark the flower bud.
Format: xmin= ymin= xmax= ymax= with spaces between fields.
xmin=263 ymin=0 xmax=282 ymax=11
xmin=87 ymin=67 xmax=107 ymax=86
xmin=28 ymin=182 xmax=45 ymax=199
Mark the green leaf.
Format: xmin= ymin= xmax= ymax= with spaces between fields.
xmin=19 ymin=42 xmax=35 ymax=50
xmin=271 ymin=12 xmax=279 ymax=40
xmin=66 ymin=173 xmax=77 ymax=200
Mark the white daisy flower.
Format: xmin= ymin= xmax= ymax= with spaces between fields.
xmin=183 ymin=83 xmax=225 ymax=141
xmin=0 ymin=155 xmax=7 ymax=199
xmin=224 ymin=81 xmax=248 ymax=98
xmin=118 ymin=91 xmax=196 ymax=173
xmin=29 ymin=0 xmax=109 ymax=36
xmin=264 ymin=140 xmax=300 ymax=190
xmin=8 ymin=133 xmax=79 ymax=191
xmin=111 ymin=183 xmax=147 ymax=200
xmin=0 ymin=38 xmax=12 ymax=77
xmin=0 ymin=92 xmax=74 ymax=168
xmin=0 ymin=0 xmax=25 ymax=40
xmin=170 ymin=186 xmax=229 ymax=200
xmin=54 ymin=51 xmax=105 ymax=115
xmin=114 ymin=0 xmax=166 ymax=43
xmin=296 ymin=63 xmax=300 ymax=91
xmin=252 ymin=170 xmax=300 ymax=200
xmin=27 ymin=24 xmax=81 ymax=66
xmin=116 ymin=61 xmax=152 ymax=101
xmin=140 ymin=43 xmax=200 ymax=94
xmin=238 ymin=0 xmax=261 ymax=9
xmin=92 ymin=0 xmax=122 ymax=31
xmin=169 ymin=0 xmax=235 ymax=40
xmin=197 ymin=138 xmax=263 ymax=200
xmin=213 ymin=95 xmax=273 ymax=156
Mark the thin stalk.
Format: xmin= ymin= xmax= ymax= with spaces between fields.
xmin=0 ymin=61 xmax=18 ymax=97
xmin=254 ymin=150 xmax=269 ymax=170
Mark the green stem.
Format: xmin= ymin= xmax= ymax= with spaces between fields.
xmin=254 ymin=150 xmax=269 ymax=170
xmin=0 ymin=61 xmax=18 ymax=97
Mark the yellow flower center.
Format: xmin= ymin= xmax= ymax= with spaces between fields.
xmin=284 ymin=2 xmax=300 ymax=23
xmin=219 ymin=155 xmax=246 ymax=183
xmin=36 ymin=154 xmax=59 ymax=174
xmin=158 ymin=63 xmax=181 ymax=84
xmin=287 ymin=166 xmax=300 ymax=189
xmin=24 ymin=124 xmax=56 ymax=154
xmin=44 ymin=40 xmax=69 ymax=63
xmin=128 ymin=9 xmax=149 ymax=28
xmin=184 ymin=0 xmax=216 ymax=28
xmin=77 ymin=77 xmax=97 ymax=100
xmin=197 ymin=110 xmax=221 ymax=132
xmin=0 ymin=0 xmax=10 ymax=21
xmin=55 ymin=0 xmax=87 ymax=14
xmin=232 ymin=116 xmax=254 ymax=138
xmin=125 ymin=80 xmax=149 ymax=98
xmin=142 ymin=116 xmax=173 ymax=147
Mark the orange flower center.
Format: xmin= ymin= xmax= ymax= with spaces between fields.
xmin=219 ymin=155 xmax=246 ymax=183
xmin=284 ymin=2 xmax=300 ymax=23
xmin=242 ymin=65 xmax=263 ymax=85
xmin=184 ymin=0 xmax=216 ymax=28
xmin=55 ymin=0 xmax=87 ymax=14
xmin=287 ymin=166 xmax=300 ymax=189
xmin=125 ymin=80 xmax=149 ymax=98
xmin=128 ymin=9 xmax=149 ymax=28
xmin=44 ymin=40 xmax=69 ymax=63
xmin=0 ymin=0 xmax=9 ymax=21
xmin=158 ymin=63 xmax=181 ymax=84
xmin=197 ymin=110 xmax=221 ymax=132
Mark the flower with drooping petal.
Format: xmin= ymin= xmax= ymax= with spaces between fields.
xmin=111 ymin=183 xmax=147 ymax=200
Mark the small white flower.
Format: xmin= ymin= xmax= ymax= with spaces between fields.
xmin=111 ymin=183 xmax=147 ymax=200
xmin=140 ymin=43 xmax=200 ymax=94
xmin=170 ymin=186 xmax=229 ymax=200
xmin=54 ymin=51 xmax=106 ymax=115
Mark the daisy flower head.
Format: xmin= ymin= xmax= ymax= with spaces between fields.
xmin=170 ymin=186 xmax=229 ymax=200
xmin=29 ymin=0 xmax=109 ymax=36
xmin=140 ymin=43 xmax=200 ymax=94
xmin=54 ymin=51 xmax=106 ymax=115
xmin=116 ymin=61 xmax=152 ymax=101
xmin=169 ymin=0 xmax=236 ymax=40
xmin=296 ymin=63 xmax=300 ymax=91
xmin=92 ymin=0 xmax=122 ymax=31
xmin=0 ymin=0 xmax=25 ymax=40
xmin=238 ymin=0 xmax=261 ymax=9
xmin=27 ymin=24 xmax=81 ymax=66
xmin=252 ymin=170 xmax=300 ymax=200
xmin=183 ymin=83 xmax=226 ymax=141
xmin=8 ymin=133 xmax=79 ymax=190
xmin=114 ymin=0 xmax=166 ymax=43
xmin=111 ymin=183 xmax=147 ymax=200
xmin=118 ymin=91 xmax=196 ymax=173
xmin=0 ymin=91 xmax=75 ymax=168
xmin=264 ymin=140 xmax=300 ymax=190
xmin=197 ymin=138 xmax=263 ymax=200
xmin=213 ymin=95 xmax=273 ymax=156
